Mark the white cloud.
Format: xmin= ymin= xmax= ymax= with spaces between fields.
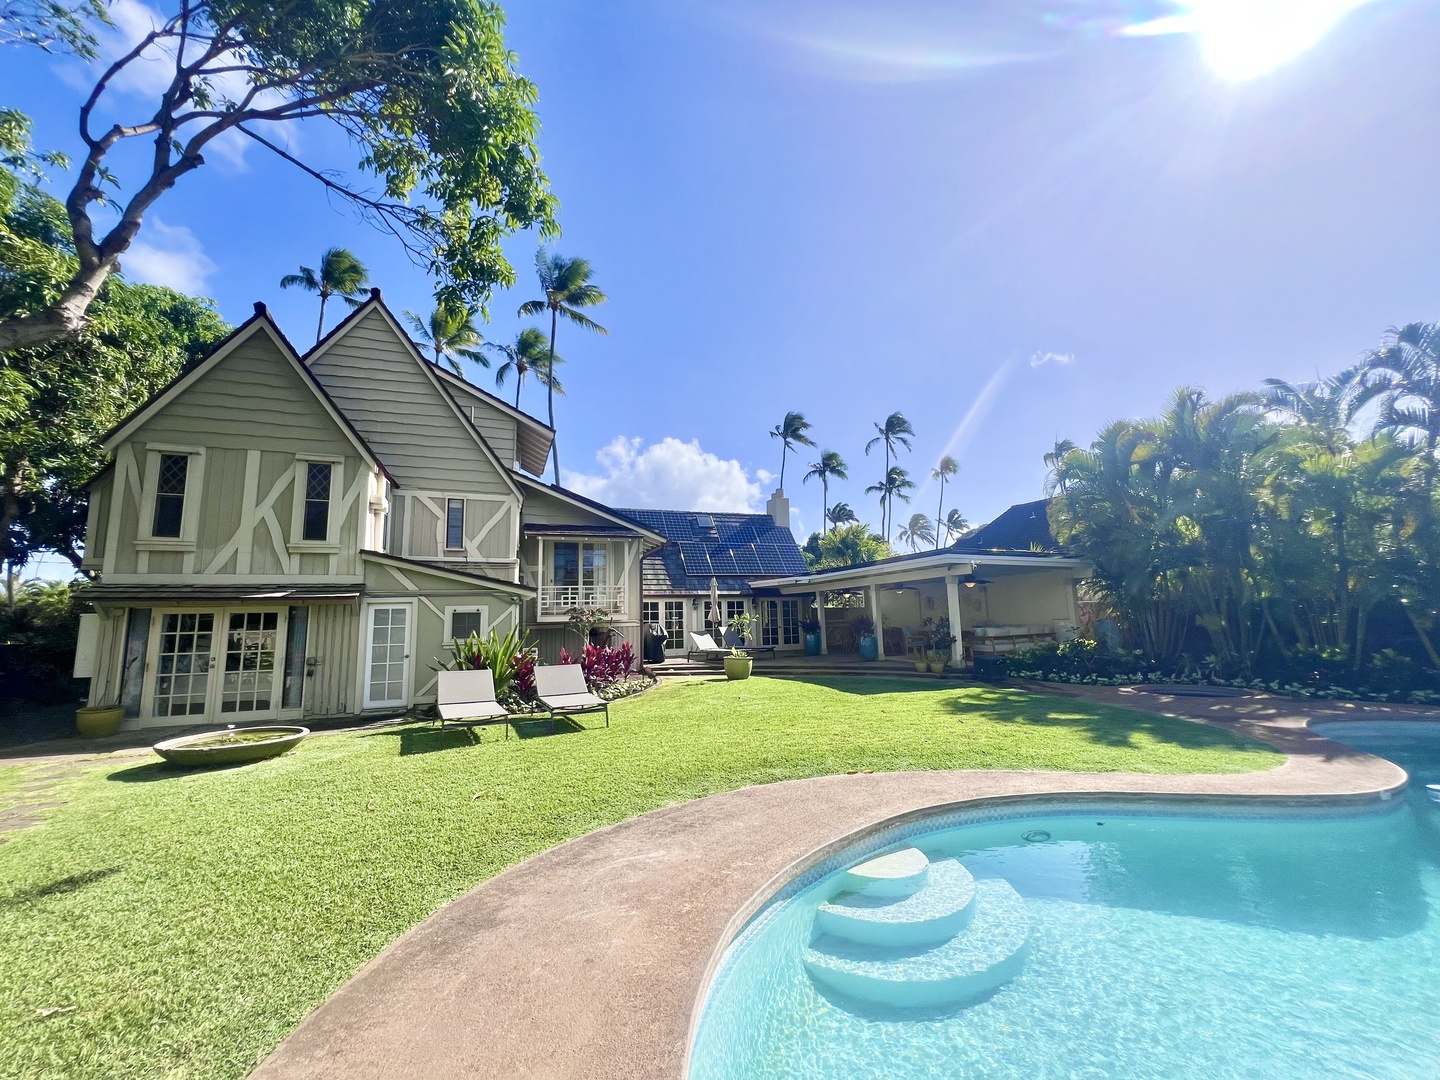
xmin=120 ymin=218 xmax=216 ymax=293
xmin=1030 ymin=351 xmax=1076 ymax=369
xmin=563 ymin=437 xmax=765 ymax=512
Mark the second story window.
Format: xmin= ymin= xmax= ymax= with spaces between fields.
xmin=302 ymin=463 xmax=333 ymax=542
xmin=445 ymin=498 xmax=465 ymax=551
xmin=152 ymin=453 xmax=188 ymax=538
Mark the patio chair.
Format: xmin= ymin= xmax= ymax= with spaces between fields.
xmin=722 ymin=628 xmax=776 ymax=658
xmin=687 ymin=631 xmax=729 ymax=662
xmin=534 ymin=663 xmax=611 ymax=728
xmin=436 ymin=669 xmax=512 ymax=736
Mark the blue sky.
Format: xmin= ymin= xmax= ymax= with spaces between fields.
xmin=7 ymin=0 xmax=1440 ymax=578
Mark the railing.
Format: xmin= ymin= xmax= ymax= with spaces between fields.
xmin=538 ymin=584 xmax=627 ymax=618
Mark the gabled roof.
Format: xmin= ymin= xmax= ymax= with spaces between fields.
xmin=98 ymin=306 xmax=394 ymax=485
xmin=426 ymin=362 xmax=554 ymax=476
xmin=950 ymin=499 xmax=1060 ymax=554
xmin=361 ymin=550 xmax=536 ymax=598
xmin=618 ymin=508 xmax=807 ymax=594
xmin=302 ymin=292 xmax=520 ymax=501
xmin=516 ymin=476 xmax=667 ymax=548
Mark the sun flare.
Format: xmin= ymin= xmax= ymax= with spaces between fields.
xmin=1125 ymin=0 xmax=1378 ymax=80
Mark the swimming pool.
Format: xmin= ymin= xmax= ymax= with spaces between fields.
xmin=689 ymin=721 xmax=1440 ymax=1079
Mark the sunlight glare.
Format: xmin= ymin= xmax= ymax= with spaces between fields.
xmin=1125 ymin=0 xmax=1377 ymax=80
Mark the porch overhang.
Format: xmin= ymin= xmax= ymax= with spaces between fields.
xmin=755 ymin=553 xmax=1091 ymax=594
xmin=83 ymin=581 xmax=364 ymax=605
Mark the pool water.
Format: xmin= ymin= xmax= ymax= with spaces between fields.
xmin=690 ymin=722 xmax=1440 ymax=1079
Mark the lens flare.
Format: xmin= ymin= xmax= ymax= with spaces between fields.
xmin=1124 ymin=0 xmax=1378 ymax=80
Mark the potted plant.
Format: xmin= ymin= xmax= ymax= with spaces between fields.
xmin=800 ymin=615 xmax=822 ymax=656
xmin=853 ymin=614 xmax=878 ymax=661
xmin=566 ymin=607 xmax=614 ymax=648
xmin=723 ymin=648 xmax=753 ymax=680
xmin=76 ymin=699 xmax=125 ymax=738
xmin=929 ymin=631 xmax=957 ymax=675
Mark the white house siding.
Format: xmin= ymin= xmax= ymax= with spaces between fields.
xmin=306 ymin=308 xmax=514 ymax=497
xmin=360 ymin=557 xmax=523 ymax=708
xmin=441 ymin=379 xmax=520 ymax=468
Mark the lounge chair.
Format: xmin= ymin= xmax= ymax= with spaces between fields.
xmin=687 ymin=631 xmax=729 ymax=662
xmin=436 ymin=669 xmax=511 ymax=736
xmin=722 ymin=629 xmax=776 ymax=658
xmin=535 ymin=663 xmax=610 ymax=727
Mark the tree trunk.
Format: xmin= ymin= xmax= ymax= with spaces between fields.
xmin=1407 ymin=607 xmax=1440 ymax=669
xmin=935 ymin=479 xmax=944 ymax=550
xmin=1262 ymin=599 xmax=1290 ymax=659
xmin=547 ymin=308 xmax=559 ymax=484
xmin=1352 ymin=605 xmax=1368 ymax=672
xmin=515 ymin=377 xmax=522 ymax=410
xmin=0 ymin=266 xmax=114 ymax=353
xmin=316 ymin=293 xmax=328 ymax=345
xmin=1 ymin=455 xmax=27 ymax=592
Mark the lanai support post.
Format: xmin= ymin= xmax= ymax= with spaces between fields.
xmin=816 ymin=589 xmax=828 ymax=654
xmin=870 ymin=583 xmax=885 ymax=660
xmin=946 ymin=574 xmax=966 ymax=669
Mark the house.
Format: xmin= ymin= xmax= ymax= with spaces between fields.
xmin=754 ymin=498 xmax=1091 ymax=661
xmin=75 ymin=289 xmax=664 ymax=730
xmin=619 ymin=491 xmax=809 ymax=656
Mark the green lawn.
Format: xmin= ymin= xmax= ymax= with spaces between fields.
xmin=0 ymin=677 xmax=1279 ymax=1078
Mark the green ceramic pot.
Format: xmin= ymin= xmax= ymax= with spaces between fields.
xmin=723 ymin=655 xmax=753 ymax=681
xmin=76 ymin=706 xmax=124 ymax=739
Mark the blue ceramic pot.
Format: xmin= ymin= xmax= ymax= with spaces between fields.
xmin=804 ymin=632 xmax=822 ymax=656
xmin=858 ymin=634 xmax=879 ymax=661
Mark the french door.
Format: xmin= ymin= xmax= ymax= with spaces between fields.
xmin=364 ymin=604 xmax=412 ymax=709
xmin=147 ymin=608 xmax=285 ymax=721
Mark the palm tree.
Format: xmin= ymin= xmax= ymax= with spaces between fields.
xmin=941 ymin=508 xmax=970 ymax=544
xmin=517 ymin=249 xmax=609 ymax=483
xmin=487 ymin=327 xmax=563 ymax=411
xmin=930 ymin=455 xmax=958 ymax=550
xmin=1043 ymin=438 xmax=1079 ymax=495
xmin=826 ymin=502 xmax=858 ymax=530
xmin=897 ymin=512 xmax=935 ymax=552
xmin=864 ymin=412 xmax=915 ymax=539
xmin=865 ymin=466 xmax=916 ymax=539
xmin=770 ymin=412 xmax=815 ymax=489
xmin=402 ymin=302 xmax=488 ymax=375
xmin=279 ymin=247 xmax=370 ymax=344
xmin=803 ymin=450 xmax=847 ymax=528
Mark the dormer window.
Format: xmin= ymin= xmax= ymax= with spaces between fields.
xmin=152 ymin=454 xmax=189 ymax=538
xmin=445 ymin=499 xmax=465 ymax=551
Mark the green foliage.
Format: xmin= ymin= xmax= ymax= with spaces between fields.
xmin=403 ymin=301 xmax=487 ymax=374
xmin=802 ymin=522 xmax=894 ymax=570
xmin=769 ymin=410 xmax=815 ymax=488
xmin=442 ymin=624 xmax=531 ymax=699
xmin=1 ymin=160 xmax=229 ymax=573
xmin=0 ymin=579 xmax=81 ymax=703
xmin=1048 ymin=355 xmax=1440 ymax=682
xmin=280 ymin=247 xmax=370 ymax=344
xmin=0 ymin=678 xmax=1274 ymax=1077
xmin=486 ymin=325 xmax=562 ymax=410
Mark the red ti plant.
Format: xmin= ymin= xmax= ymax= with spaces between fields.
xmin=559 ymin=641 xmax=635 ymax=690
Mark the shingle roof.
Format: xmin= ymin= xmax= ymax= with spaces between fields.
xmin=950 ymin=499 xmax=1060 ymax=554
xmin=618 ymin=509 xmax=807 ymax=594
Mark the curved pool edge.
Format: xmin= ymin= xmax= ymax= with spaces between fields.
xmin=680 ymin=702 xmax=1422 ymax=1077
xmin=250 ymin=690 xmax=1416 ymax=1080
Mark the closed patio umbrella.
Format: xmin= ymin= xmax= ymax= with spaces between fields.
xmin=709 ymin=577 xmax=721 ymax=635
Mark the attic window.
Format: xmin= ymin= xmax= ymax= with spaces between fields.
xmin=694 ymin=514 xmax=715 ymax=534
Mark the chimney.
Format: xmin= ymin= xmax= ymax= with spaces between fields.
xmin=766 ymin=488 xmax=790 ymax=530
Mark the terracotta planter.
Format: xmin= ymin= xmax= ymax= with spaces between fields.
xmin=76 ymin=705 xmax=124 ymax=739
xmin=723 ymin=655 xmax=753 ymax=681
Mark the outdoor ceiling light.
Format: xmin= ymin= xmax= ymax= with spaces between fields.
xmin=961 ymin=573 xmax=993 ymax=589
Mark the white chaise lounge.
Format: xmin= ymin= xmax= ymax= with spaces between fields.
xmin=436 ymin=669 xmax=511 ymax=736
xmin=534 ymin=663 xmax=610 ymax=728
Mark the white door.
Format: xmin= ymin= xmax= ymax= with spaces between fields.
xmin=150 ymin=611 xmax=218 ymax=719
xmin=219 ymin=610 xmax=281 ymax=717
xmin=364 ymin=604 xmax=411 ymax=709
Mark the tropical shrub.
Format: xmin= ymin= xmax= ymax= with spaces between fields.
xmin=559 ymin=641 xmax=635 ymax=690
xmin=0 ymin=580 xmax=82 ymax=704
xmin=851 ymin=614 xmax=876 ymax=638
xmin=1008 ymin=639 xmax=1148 ymax=681
xmin=443 ymin=625 xmax=534 ymax=700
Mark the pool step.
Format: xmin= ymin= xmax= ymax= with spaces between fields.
xmin=804 ymin=878 xmax=1030 ymax=1010
xmin=816 ymin=859 xmax=977 ymax=948
xmin=839 ymin=847 xmax=930 ymax=899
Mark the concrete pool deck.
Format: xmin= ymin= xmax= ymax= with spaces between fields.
xmin=252 ymin=687 xmax=1425 ymax=1080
